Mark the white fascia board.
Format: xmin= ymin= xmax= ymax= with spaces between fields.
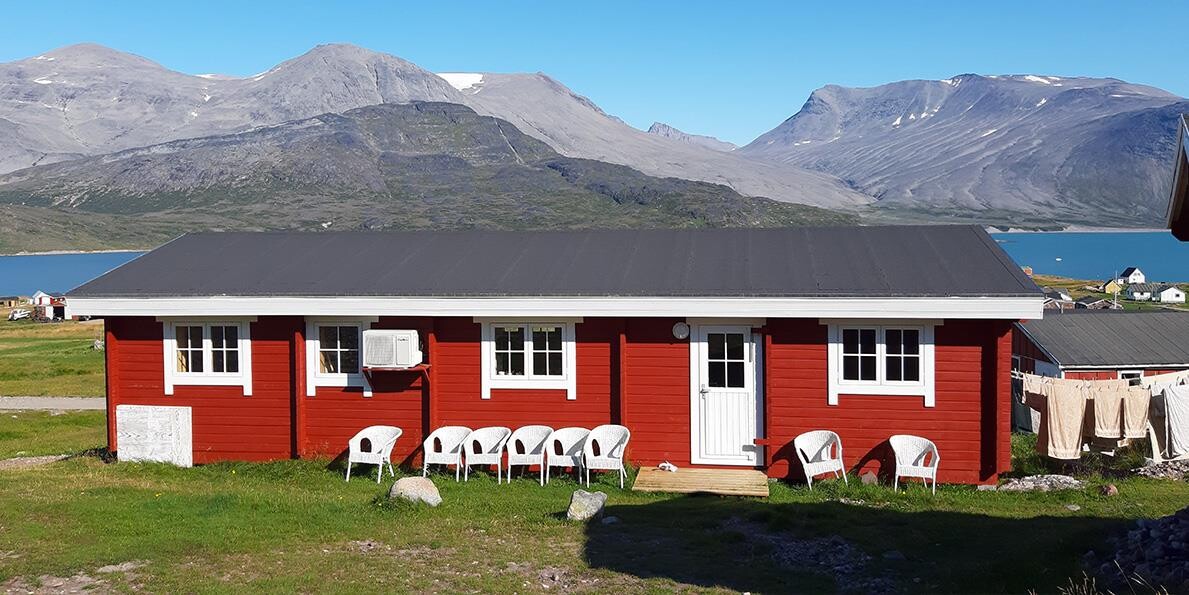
xmin=68 ymin=295 xmax=1044 ymax=320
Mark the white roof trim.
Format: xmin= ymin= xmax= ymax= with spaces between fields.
xmin=68 ymin=295 xmax=1043 ymax=320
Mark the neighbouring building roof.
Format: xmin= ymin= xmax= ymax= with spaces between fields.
xmin=1128 ymin=283 xmax=1162 ymax=293
xmin=70 ymin=225 xmax=1040 ymax=299
xmin=1018 ymin=310 xmax=1189 ymax=368
xmin=1120 ymin=267 xmax=1141 ymax=276
xmin=1075 ymin=296 xmax=1108 ymax=305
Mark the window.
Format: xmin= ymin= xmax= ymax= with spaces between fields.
xmin=1118 ymin=370 xmax=1142 ymax=385
xmin=318 ymin=325 xmax=360 ymax=375
xmin=706 ymin=331 xmax=746 ymax=388
xmin=479 ymin=320 xmax=578 ymax=400
xmin=305 ymin=319 xmax=375 ymax=397
xmin=161 ymin=320 xmax=253 ymax=396
xmin=826 ymin=322 xmax=935 ymax=407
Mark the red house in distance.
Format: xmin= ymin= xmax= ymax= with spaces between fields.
xmin=68 ymin=226 xmax=1043 ymax=485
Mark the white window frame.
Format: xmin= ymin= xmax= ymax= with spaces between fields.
xmin=1118 ymin=370 xmax=1143 ymax=383
xmin=159 ymin=317 xmax=254 ymax=396
xmin=476 ymin=318 xmax=579 ymax=400
xmin=306 ymin=317 xmax=377 ymax=397
xmin=824 ymin=320 xmax=936 ymax=407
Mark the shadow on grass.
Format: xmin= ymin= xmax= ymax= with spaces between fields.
xmin=582 ymin=496 xmax=1128 ymax=593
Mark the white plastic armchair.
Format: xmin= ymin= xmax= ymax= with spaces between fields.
xmin=583 ymin=425 xmax=631 ymax=488
xmin=793 ymin=430 xmax=847 ymax=490
xmin=505 ymin=425 xmax=554 ymax=486
xmin=462 ymin=426 xmax=512 ymax=483
xmin=422 ymin=426 xmax=472 ymax=481
xmin=889 ymin=434 xmax=940 ymax=494
xmin=345 ymin=425 xmax=403 ymax=483
xmin=543 ymin=427 xmax=590 ymax=484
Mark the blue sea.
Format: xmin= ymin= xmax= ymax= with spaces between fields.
xmin=991 ymin=231 xmax=1189 ymax=282
xmin=0 ymin=252 xmax=145 ymax=296
xmin=0 ymin=231 xmax=1185 ymax=296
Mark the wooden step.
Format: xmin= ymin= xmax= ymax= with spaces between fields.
xmin=632 ymin=466 xmax=769 ymax=497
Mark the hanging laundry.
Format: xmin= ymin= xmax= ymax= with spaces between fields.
xmin=1141 ymin=369 xmax=1189 ymax=390
xmin=1122 ymin=386 xmax=1151 ymax=440
xmin=1091 ymin=384 xmax=1124 ymax=439
xmin=1035 ymin=381 xmax=1087 ymax=460
xmin=1163 ymin=384 xmax=1189 ymax=458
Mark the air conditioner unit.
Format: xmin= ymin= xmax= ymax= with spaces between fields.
xmin=362 ymin=329 xmax=423 ymax=368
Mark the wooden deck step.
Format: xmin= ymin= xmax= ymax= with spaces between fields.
xmin=632 ymin=466 xmax=769 ymax=497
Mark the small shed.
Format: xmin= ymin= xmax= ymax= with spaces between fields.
xmin=1014 ymin=310 xmax=1189 ymax=380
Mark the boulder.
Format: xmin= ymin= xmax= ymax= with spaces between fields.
xmin=997 ymin=474 xmax=1085 ymax=492
xmin=859 ymin=471 xmax=878 ymax=486
xmin=388 ymin=476 xmax=442 ymax=507
xmin=566 ymin=489 xmax=607 ymax=521
xmin=1100 ymin=484 xmax=1119 ymax=497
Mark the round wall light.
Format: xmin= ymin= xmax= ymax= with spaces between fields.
xmin=672 ymin=322 xmax=690 ymax=340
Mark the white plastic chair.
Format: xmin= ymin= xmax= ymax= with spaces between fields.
xmin=583 ymin=424 xmax=631 ymax=488
xmin=462 ymin=426 xmax=512 ymax=483
xmin=544 ymin=427 xmax=590 ymax=484
xmin=505 ymin=425 xmax=554 ymax=486
xmin=793 ymin=430 xmax=847 ymax=490
xmin=889 ymin=434 xmax=940 ymax=494
xmin=422 ymin=426 xmax=472 ymax=481
xmin=345 ymin=425 xmax=403 ymax=483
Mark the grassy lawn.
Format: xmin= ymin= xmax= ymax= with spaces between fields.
xmin=0 ymin=318 xmax=105 ymax=397
xmin=0 ymin=414 xmax=1186 ymax=593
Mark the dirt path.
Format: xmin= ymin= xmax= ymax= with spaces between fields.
xmin=0 ymin=397 xmax=104 ymax=410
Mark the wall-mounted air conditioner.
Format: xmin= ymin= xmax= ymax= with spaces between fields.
xmin=362 ymin=329 xmax=423 ymax=368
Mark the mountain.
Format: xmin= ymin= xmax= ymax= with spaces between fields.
xmin=646 ymin=122 xmax=737 ymax=152
xmin=740 ymin=74 xmax=1186 ymax=226
xmin=445 ymin=72 xmax=868 ymax=208
xmin=0 ymin=102 xmax=853 ymax=251
xmin=0 ymin=44 xmax=868 ymax=209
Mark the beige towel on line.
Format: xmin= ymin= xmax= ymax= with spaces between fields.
xmin=1039 ymin=382 xmax=1087 ymax=460
xmin=1092 ymin=384 xmax=1124 ymax=439
xmin=1122 ymin=386 xmax=1151 ymax=439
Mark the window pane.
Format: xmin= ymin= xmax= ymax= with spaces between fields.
xmin=191 ymin=350 xmax=204 ymax=373
xmin=548 ymin=352 xmax=562 ymax=376
xmin=886 ymin=329 xmax=902 ymax=355
xmin=495 ymin=352 xmax=509 ymax=375
xmin=860 ymin=356 xmax=876 ymax=381
xmin=842 ymin=329 xmax=858 ymax=354
xmin=177 ymin=350 xmax=191 ymax=373
xmin=225 ymin=350 xmax=239 ymax=374
xmin=727 ymin=361 xmax=744 ymax=388
xmin=843 ymin=355 xmax=859 ymax=380
xmin=533 ymin=352 xmax=546 ymax=375
xmin=510 ymin=352 xmax=524 ymax=376
xmin=509 ymin=328 xmax=524 ymax=351
xmin=886 ymin=355 xmax=902 ymax=381
xmin=708 ymin=361 xmax=726 ymax=387
xmin=708 ymin=333 xmax=725 ymax=360
xmin=547 ymin=328 xmax=561 ymax=351
xmin=495 ymin=327 xmax=510 ymax=350
xmin=341 ymin=350 xmax=359 ymax=374
xmin=176 ymin=327 xmax=191 ymax=349
xmin=726 ymin=333 xmax=744 ymax=360
xmin=319 ymin=326 xmax=338 ymax=347
xmin=339 ymin=327 xmax=358 ymax=350
xmin=224 ymin=325 xmax=238 ymax=344
xmin=319 ymin=351 xmax=338 ymax=374
xmin=903 ymin=329 xmax=920 ymax=355
xmin=902 ymin=355 xmax=920 ymax=382
xmin=211 ymin=326 xmax=225 ymax=349
xmin=859 ymin=329 xmax=876 ymax=354
xmin=213 ymin=352 xmax=225 ymax=373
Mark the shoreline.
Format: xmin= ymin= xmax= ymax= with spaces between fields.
xmin=988 ymin=227 xmax=1168 ymax=234
xmin=0 ymin=249 xmax=146 ymax=257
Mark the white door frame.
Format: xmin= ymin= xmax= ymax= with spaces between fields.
xmin=689 ymin=323 xmax=764 ymax=466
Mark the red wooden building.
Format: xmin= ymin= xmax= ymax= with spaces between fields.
xmin=1014 ymin=310 xmax=1189 ymax=381
xmin=69 ymin=226 xmax=1043 ymax=484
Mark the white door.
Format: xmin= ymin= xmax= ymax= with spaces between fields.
xmin=691 ymin=325 xmax=762 ymax=465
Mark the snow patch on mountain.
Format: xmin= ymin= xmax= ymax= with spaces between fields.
xmin=438 ymin=72 xmax=484 ymax=93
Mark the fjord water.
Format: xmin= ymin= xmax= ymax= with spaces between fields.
xmin=0 ymin=252 xmax=144 ymax=296
xmin=991 ymin=231 xmax=1189 ymax=282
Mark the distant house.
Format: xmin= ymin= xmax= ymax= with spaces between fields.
xmin=31 ymin=290 xmax=66 ymax=320
xmin=1127 ymin=283 xmax=1159 ymax=301
xmin=1014 ymin=311 xmax=1189 ymax=380
xmin=1043 ymin=290 xmax=1074 ymax=310
xmin=1099 ymin=279 xmax=1123 ymax=295
xmin=1074 ymin=296 xmax=1120 ymax=310
xmin=1116 ymin=267 xmax=1145 ymax=285
xmin=1157 ymin=285 xmax=1186 ymax=304
xmin=0 ymin=296 xmax=23 ymax=308
xmin=1168 ymin=114 xmax=1188 ymax=241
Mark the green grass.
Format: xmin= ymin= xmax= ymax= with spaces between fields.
xmin=0 ymin=413 xmax=1186 ymax=593
xmin=0 ymin=410 xmax=105 ymax=458
xmin=0 ymin=319 xmax=105 ymax=397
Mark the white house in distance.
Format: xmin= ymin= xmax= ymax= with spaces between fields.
xmin=1127 ymin=283 xmax=1186 ymax=303
xmin=1157 ymin=285 xmax=1186 ymax=303
xmin=1116 ymin=267 xmax=1145 ymax=285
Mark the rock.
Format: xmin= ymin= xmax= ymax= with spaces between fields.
xmin=566 ymin=489 xmax=607 ymax=521
xmin=997 ymin=474 xmax=1085 ymax=492
xmin=1100 ymin=484 xmax=1119 ymax=496
xmin=1065 ymin=504 xmax=1081 ymax=512
xmin=600 ymin=515 xmax=620 ymax=525
xmin=976 ymin=484 xmax=998 ymax=491
xmin=1083 ymin=505 xmax=1189 ymax=591
xmin=1133 ymin=460 xmax=1189 ymax=481
xmin=388 ymin=477 xmax=442 ymax=507
xmin=860 ymin=471 xmax=878 ymax=485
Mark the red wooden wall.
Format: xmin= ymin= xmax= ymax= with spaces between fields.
xmin=1064 ymin=368 xmax=1188 ymax=380
xmin=104 ymin=315 xmax=1016 ymax=483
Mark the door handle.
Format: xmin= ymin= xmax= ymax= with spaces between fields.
xmin=699 ymin=385 xmax=710 ymax=395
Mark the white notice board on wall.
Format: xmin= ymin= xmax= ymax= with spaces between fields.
xmin=116 ymin=404 xmax=193 ymax=467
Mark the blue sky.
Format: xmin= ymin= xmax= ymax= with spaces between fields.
xmin=2 ymin=1 xmax=1186 ymax=145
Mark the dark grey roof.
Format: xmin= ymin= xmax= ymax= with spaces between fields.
xmin=69 ymin=225 xmax=1041 ymax=299
xmin=1075 ymin=295 xmax=1109 ymax=305
xmin=1120 ymin=267 xmax=1141 ymax=276
xmin=1128 ymin=283 xmax=1179 ymax=293
xmin=1018 ymin=310 xmax=1189 ymax=367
